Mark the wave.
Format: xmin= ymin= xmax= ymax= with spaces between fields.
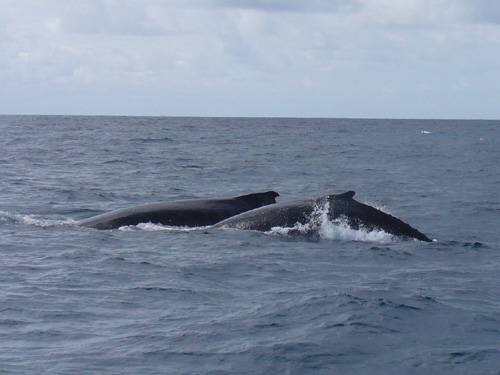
xmin=0 ymin=210 xmax=77 ymax=227
xmin=267 ymin=201 xmax=395 ymax=243
xmin=130 ymin=136 xmax=173 ymax=143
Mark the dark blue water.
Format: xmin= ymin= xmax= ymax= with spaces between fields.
xmin=1 ymin=115 xmax=499 ymax=374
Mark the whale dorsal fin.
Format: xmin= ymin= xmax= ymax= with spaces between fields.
xmin=237 ymin=191 xmax=279 ymax=199
xmin=332 ymin=191 xmax=355 ymax=200
xmin=236 ymin=191 xmax=280 ymax=204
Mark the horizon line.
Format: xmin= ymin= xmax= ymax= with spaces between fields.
xmin=0 ymin=113 xmax=499 ymax=122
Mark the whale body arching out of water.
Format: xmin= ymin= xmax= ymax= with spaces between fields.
xmin=78 ymin=191 xmax=279 ymax=230
xmin=215 ymin=191 xmax=432 ymax=242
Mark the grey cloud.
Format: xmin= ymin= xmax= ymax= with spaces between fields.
xmin=1 ymin=0 xmax=500 ymax=118
xmin=59 ymin=1 xmax=179 ymax=36
xmin=462 ymin=0 xmax=500 ymax=24
xmin=200 ymin=0 xmax=360 ymax=13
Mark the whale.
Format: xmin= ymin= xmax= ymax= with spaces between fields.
xmin=78 ymin=191 xmax=279 ymax=230
xmin=214 ymin=191 xmax=431 ymax=242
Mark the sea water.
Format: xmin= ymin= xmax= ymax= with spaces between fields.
xmin=1 ymin=116 xmax=499 ymax=374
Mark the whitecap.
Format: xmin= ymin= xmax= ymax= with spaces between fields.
xmin=0 ymin=210 xmax=77 ymax=227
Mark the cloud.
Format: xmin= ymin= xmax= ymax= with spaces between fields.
xmin=202 ymin=0 xmax=360 ymax=13
xmin=460 ymin=0 xmax=500 ymax=24
xmin=0 ymin=0 xmax=499 ymax=118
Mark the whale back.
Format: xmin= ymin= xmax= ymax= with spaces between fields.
xmin=217 ymin=191 xmax=431 ymax=242
xmin=327 ymin=191 xmax=431 ymax=242
xmin=79 ymin=191 xmax=280 ymax=229
xmin=215 ymin=199 xmax=315 ymax=231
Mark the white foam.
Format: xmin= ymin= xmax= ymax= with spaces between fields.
xmin=269 ymin=222 xmax=315 ymax=236
xmin=421 ymin=130 xmax=431 ymax=134
xmin=267 ymin=201 xmax=394 ymax=243
xmin=0 ymin=210 xmax=77 ymax=227
xmin=318 ymin=217 xmax=394 ymax=243
xmin=118 ymin=222 xmax=209 ymax=232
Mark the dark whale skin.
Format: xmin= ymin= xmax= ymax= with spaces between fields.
xmin=215 ymin=191 xmax=431 ymax=242
xmin=78 ymin=191 xmax=279 ymax=230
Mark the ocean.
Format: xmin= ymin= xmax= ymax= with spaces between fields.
xmin=1 ymin=115 xmax=499 ymax=374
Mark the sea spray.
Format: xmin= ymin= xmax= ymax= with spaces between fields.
xmin=268 ymin=201 xmax=394 ymax=243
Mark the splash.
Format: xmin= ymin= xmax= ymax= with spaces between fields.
xmin=318 ymin=217 xmax=394 ymax=243
xmin=267 ymin=201 xmax=394 ymax=243
xmin=0 ymin=210 xmax=77 ymax=227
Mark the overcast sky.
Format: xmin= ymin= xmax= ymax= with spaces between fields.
xmin=1 ymin=0 xmax=499 ymax=118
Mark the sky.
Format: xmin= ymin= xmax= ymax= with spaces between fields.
xmin=1 ymin=0 xmax=500 ymax=118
